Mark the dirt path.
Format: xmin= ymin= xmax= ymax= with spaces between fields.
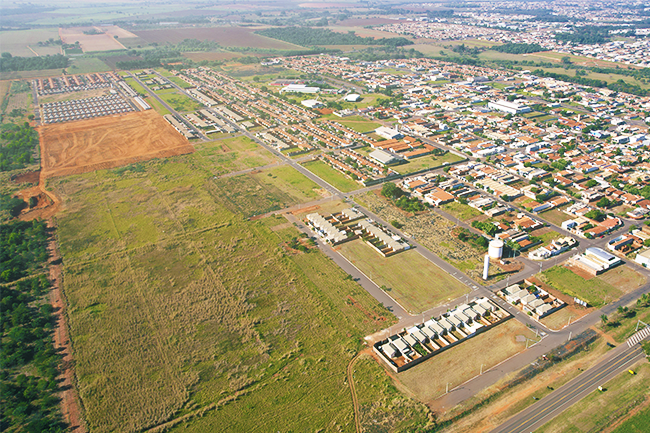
xmin=47 ymin=217 xmax=86 ymax=432
xmin=347 ymin=353 xmax=362 ymax=433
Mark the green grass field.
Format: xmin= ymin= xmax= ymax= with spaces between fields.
xmin=302 ymin=159 xmax=361 ymax=193
xmin=146 ymin=97 xmax=171 ymax=116
xmin=392 ymin=152 xmax=464 ymax=175
xmin=68 ymin=57 xmax=112 ymax=74
xmin=611 ymin=405 xmax=650 ymax=433
xmin=537 ymin=360 xmax=650 ymax=433
xmin=540 ymin=266 xmax=622 ymax=307
xmin=193 ymin=135 xmax=277 ymax=177
xmin=124 ymin=77 xmax=147 ymax=96
xmin=337 ymin=241 xmax=469 ymax=313
xmin=0 ymin=28 xmax=61 ymax=57
xmin=252 ymin=165 xmax=323 ymax=203
xmin=333 ymin=117 xmax=382 ymax=134
xmin=155 ymin=89 xmax=203 ymax=112
xmin=441 ymin=201 xmax=483 ymax=221
xmin=50 ymin=146 xmax=406 ymax=432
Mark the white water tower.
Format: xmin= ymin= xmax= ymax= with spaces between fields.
xmin=489 ymin=239 xmax=504 ymax=259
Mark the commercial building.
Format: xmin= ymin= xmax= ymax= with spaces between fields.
xmin=487 ymin=99 xmax=532 ymax=115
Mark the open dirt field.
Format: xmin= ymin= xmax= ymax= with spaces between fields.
xmin=133 ymin=27 xmax=303 ymax=50
xmin=97 ymin=25 xmax=138 ymax=39
xmin=39 ymin=110 xmax=194 ymax=178
xmin=60 ymin=27 xmax=126 ymax=52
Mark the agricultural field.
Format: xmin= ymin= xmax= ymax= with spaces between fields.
xmin=397 ymin=319 xmax=538 ymax=404
xmin=182 ymin=52 xmax=250 ymax=62
xmin=39 ymin=110 xmax=194 ymax=178
xmin=31 ymin=5 xmax=187 ymax=26
xmin=355 ymin=191 xmax=505 ymax=281
xmin=133 ymin=27 xmax=305 ymax=50
xmin=51 ymin=150 xmax=402 ymax=432
xmin=302 ymin=159 xmax=361 ymax=193
xmin=0 ymin=28 xmax=61 ymax=57
xmin=391 ymin=152 xmax=464 ymax=175
xmin=60 ymin=27 xmax=126 ymax=52
xmin=192 ymin=135 xmax=277 ymax=177
xmin=337 ymin=240 xmax=469 ymax=313
xmin=539 ymin=265 xmax=638 ymax=307
xmin=155 ymin=89 xmax=204 ymax=112
xmin=67 ymin=57 xmax=112 ymax=74
xmin=537 ymin=360 xmax=650 ymax=433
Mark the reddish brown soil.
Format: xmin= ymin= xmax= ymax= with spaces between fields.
xmin=47 ymin=218 xmax=87 ymax=432
xmin=11 ymin=170 xmax=40 ymax=183
xmin=38 ymin=110 xmax=194 ymax=179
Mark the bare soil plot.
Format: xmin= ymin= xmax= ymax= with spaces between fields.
xmin=133 ymin=27 xmax=304 ymax=50
xmin=39 ymin=110 xmax=194 ymax=178
xmin=97 ymin=25 xmax=138 ymax=39
xmin=59 ymin=27 xmax=125 ymax=52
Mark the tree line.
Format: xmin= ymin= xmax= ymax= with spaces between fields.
xmin=256 ymin=27 xmax=413 ymax=48
xmin=0 ymin=53 xmax=69 ymax=73
xmin=533 ymin=69 xmax=648 ymax=97
xmin=0 ymin=122 xmax=39 ymax=172
xmin=0 ymin=219 xmax=65 ymax=431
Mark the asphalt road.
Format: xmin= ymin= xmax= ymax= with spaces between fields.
xmin=490 ymin=343 xmax=647 ymax=433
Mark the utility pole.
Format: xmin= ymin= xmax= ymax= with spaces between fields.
xmin=480 ymin=364 xmax=484 ymax=375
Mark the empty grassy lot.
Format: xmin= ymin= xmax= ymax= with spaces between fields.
xmin=193 ymin=135 xmax=277 ymax=176
xmin=391 ymin=152 xmax=464 ymax=175
xmin=302 ymin=159 xmax=361 ymax=193
xmin=538 ymin=208 xmax=571 ymax=227
xmin=52 ymin=150 xmax=402 ymax=432
xmin=155 ymin=89 xmax=203 ymax=112
xmin=124 ymin=77 xmax=147 ymax=96
xmin=251 ymin=165 xmax=325 ymax=202
xmin=611 ymin=404 xmax=650 ymax=433
xmin=333 ymin=117 xmax=382 ymax=133
xmin=441 ymin=201 xmax=483 ymax=221
xmin=540 ymin=266 xmax=622 ymax=307
xmin=537 ymin=360 xmax=650 ymax=433
xmin=397 ymin=319 xmax=537 ymax=404
xmin=337 ymin=240 xmax=469 ymax=313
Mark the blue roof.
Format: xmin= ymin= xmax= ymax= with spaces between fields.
xmin=586 ymin=247 xmax=616 ymax=262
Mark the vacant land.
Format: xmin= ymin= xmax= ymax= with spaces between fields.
xmin=333 ymin=117 xmax=382 ymax=133
xmin=60 ymin=27 xmax=126 ymax=52
xmin=133 ymin=27 xmax=304 ymax=50
xmin=68 ymin=57 xmax=112 ymax=74
xmin=392 ymin=152 xmax=464 ymax=175
xmin=213 ymin=166 xmax=323 ymax=217
xmin=539 ymin=208 xmax=571 ymax=227
xmin=155 ymin=89 xmax=203 ymax=112
xmin=302 ymin=159 xmax=361 ymax=192
xmin=397 ymin=319 xmax=536 ymax=404
xmin=39 ymin=110 xmax=194 ymax=178
xmin=0 ymin=28 xmax=61 ymax=57
xmin=51 ymin=151 xmax=401 ymax=432
xmin=338 ymin=241 xmax=469 ymax=313
xmin=193 ymin=135 xmax=277 ymax=176
xmin=441 ymin=201 xmax=483 ymax=221
xmin=540 ymin=265 xmax=623 ymax=307
xmin=537 ymin=360 xmax=650 ymax=433
xmin=611 ymin=404 xmax=650 ymax=433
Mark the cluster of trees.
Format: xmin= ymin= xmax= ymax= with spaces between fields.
xmin=457 ymin=228 xmax=489 ymax=249
xmin=450 ymin=43 xmax=482 ymax=56
xmin=0 ymin=194 xmax=26 ymax=221
xmin=471 ymin=220 xmax=499 ymax=237
xmin=555 ymin=26 xmax=611 ymax=45
xmin=492 ymin=43 xmax=545 ymax=54
xmin=0 ymin=53 xmax=69 ymax=73
xmin=381 ymin=183 xmax=426 ymax=213
xmin=0 ymin=217 xmax=64 ymax=431
xmin=585 ymin=209 xmax=606 ymax=222
xmin=0 ymin=122 xmax=39 ymax=172
xmin=532 ymin=69 xmax=648 ymax=97
xmin=36 ymin=38 xmax=62 ymax=47
xmin=0 ymin=219 xmax=49 ymax=283
xmin=256 ymin=27 xmax=413 ymax=48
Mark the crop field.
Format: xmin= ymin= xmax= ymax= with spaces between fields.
xmin=212 ymin=167 xmax=323 ymax=217
xmin=392 ymin=152 xmax=464 ymax=175
xmin=133 ymin=27 xmax=305 ymax=50
xmin=31 ymin=5 xmax=187 ymax=26
xmin=397 ymin=318 xmax=537 ymax=404
xmin=39 ymin=110 xmax=194 ymax=178
xmin=337 ymin=240 xmax=469 ymax=313
xmin=60 ymin=27 xmax=126 ymax=52
xmin=302 ymin=159 xmax=361 ymax=192
xmin=51 ymin=150 xmax=399 ymax=432
xmin=537 ymin=360 xmax=650 ymax=433
xmin=355 ymin=191 xmax=505 ymax=281
xmin=0 ymin=28 xmax=61 ymax=57
xmin=155 ymin=89 xmax=204 ymax=112
xmin=192 ymin=135 xmax=277 ymax=176
xmin=540 ymin=265 xmax=622 ymax=307
xmin=182 ymin=52 xmax=250 ymax=62
xmin=68 ymin=57 xmax=112 ymax=74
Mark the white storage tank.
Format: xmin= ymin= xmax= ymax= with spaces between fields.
xmin=488 ymin=239 xmax=504 ymax=259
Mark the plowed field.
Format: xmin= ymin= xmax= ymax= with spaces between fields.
xmin=39 ymin=110 xmax=194 ymax=178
